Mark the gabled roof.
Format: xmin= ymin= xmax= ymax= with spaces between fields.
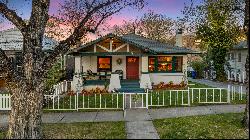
xmin=232 ymin=40 xmax=248 ymax=50
xmin=69 ymin=33 xmax=200 ymax=55
xmin=0 ymin=28 xmax=58 ymax=51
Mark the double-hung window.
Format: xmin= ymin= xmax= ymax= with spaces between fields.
xmin=148 ymin=56 xmax=183 ymax=73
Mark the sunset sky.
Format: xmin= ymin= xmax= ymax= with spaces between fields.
xmin=0 ymin=0 xmax=202 ymax=39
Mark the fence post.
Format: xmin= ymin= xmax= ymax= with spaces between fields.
xmin=123 ymin=93 xmax=125 ymax=110
xmin=242 ymin=72 xmax=245 ymax=83
xmin=76 ymin=92 xmax=78 ymax=111
xmin=188 ymin=87 xmax=190 ymax=106
xmin=191 ymin=88 xmax=193 ymax=103
xmin=240 ymin=85 xmax=243 ymax=100
xmin=227 ymin=85 xmax=231 ymax=103
xmin=146 ymin=89 xmax=149 ymax=109
xmin=234 ymin=71 xmax=237 ymax=81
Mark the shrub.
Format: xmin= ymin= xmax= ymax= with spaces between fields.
xmin=190 ymin=60 xmax=208 ymax=79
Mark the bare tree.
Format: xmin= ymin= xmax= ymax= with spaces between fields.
xmin=112 ymin=11 xmax=175 ymax=44
xmin=113 ymin=19 xmax=142 ymax=35
xmin=0 ymin=0 xmax=144 ymax=138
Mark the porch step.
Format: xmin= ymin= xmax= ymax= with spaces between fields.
xmin=121 ymin=83 xmax=140 ymax=88
xmin=119 ymin=80 xmax=145 ymax=93
xmin=118 ymin=88 xmax=145 ymax=93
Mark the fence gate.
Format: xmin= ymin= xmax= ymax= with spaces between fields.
xmin=124 ymin=93 xmax=148 ymax=109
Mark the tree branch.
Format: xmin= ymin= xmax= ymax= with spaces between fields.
xmin=41 ymin=0 xmax=122 ymax=75
xmin=0 ymin=2 xmax=27 ymax=34
xmin=29 ymin=0 xmax=50 ymax=36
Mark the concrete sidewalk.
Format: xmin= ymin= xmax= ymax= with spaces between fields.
xmin=188 ymin=78 xmax=247 ymax=93
xmin=1 ymin=104 xmax=245 ymax=139
xmin=0 ymin=104 xmax=245 ymax=125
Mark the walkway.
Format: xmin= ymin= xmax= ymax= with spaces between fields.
xmin=188 ymin=78 xmax=247 ymax=93
xmin=0 ymin=104 xmax=245 ymax=139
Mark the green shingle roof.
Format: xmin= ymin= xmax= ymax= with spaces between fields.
xmin=69 ymin=33 xmax=200 ymax=55
xmin=121 ymin=34 xmax=198 ymax=54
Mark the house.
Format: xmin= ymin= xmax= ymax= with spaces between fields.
xmin=225 ymin=40 xmax=248 ymax=82
xmin=67 ymin=29 xmax=199 ymax=92
xmin=0 ymin=28 xmax=58 ymax=90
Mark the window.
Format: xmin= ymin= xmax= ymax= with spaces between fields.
xmin=148 ymin=56 xmax=183 ymax=73
xmin=148 ymin=57 xmax=156 ymax=72
xmin=238 ymin=53 xmax=241 ymax=62
xmin=231 ymin=53 xmax=235 ymax=60
xmin=157 ymin=56 xmax=172 ymax=72
xmin=97 ymin=56 xmax=111 ymax=72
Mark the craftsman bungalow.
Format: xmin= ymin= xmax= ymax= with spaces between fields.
xmin=68 ymin=30 xmax=199 ymax=93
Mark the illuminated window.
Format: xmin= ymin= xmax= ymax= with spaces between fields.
xmin=148 ymin=57 xmax=155 ymax=72
xmin=97 ymin=56 xmax=111 ymax=72
xmin=157 ymin=56 xmax=172 ymax=72
xmin=148 ymin=56 xmax=183 ymax=73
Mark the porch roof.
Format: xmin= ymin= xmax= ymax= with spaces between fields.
xmin=68 ymin=33 xmax=201 ymax=55
xmin=73 ymin=52 xmax=143 ymax=56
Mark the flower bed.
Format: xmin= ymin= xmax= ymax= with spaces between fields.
xmin=152 ymin=81 xmax=187 ymax=90
xmin=80 ymin=87 xmax=109 ymax=96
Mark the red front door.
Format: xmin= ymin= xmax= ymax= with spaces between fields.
xmin=126 ymin=56 xmax=139 ymax=79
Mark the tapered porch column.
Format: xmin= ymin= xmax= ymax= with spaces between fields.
xmin=72 ymin=56 xmax=83 ymax=92
xmin=140 ymin=56 xmax=152 ymax=89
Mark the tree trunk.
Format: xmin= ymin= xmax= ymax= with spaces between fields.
xmin=7 ymin=83 xmax=44 ymax=139
xmin=244 ymin=0 xmax=249 ymax=130
xmin=7 ymin=30 xmax=45 ymax=138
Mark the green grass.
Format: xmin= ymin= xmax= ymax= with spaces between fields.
xmin=0 ymin=121 xmax=126 ymax=139
xmin=153 ymin=113 xmax=249 ymax=139
xmin=0 ymin=131 xmax=5 ymax=139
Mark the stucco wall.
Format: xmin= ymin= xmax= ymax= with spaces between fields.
xmin=150 ymin=73 xmax=185 ymax=85
xmin=141 ymin=56 xmax=148 ymax=72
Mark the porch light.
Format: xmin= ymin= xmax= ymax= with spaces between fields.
xmin=144 ymin=47 xmax=149 ymax=52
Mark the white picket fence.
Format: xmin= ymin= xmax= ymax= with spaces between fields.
xmin=44 ymin=93 xmax=125 ymax=111
xmin=227 ymin=70 xmax=245 ymax=83
xmin=148 ymin=89 xmax=190 ymax=106
xmin=0 ymin=85 xmax=245 ymax=111
xmin=53 ymin=80 xmax=72 ymax=95
xmin=0 ymin=93 xmax=11 ymax=110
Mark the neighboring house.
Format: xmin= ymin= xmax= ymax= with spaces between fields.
xmin=225 ymin=40 xmax=248 ymax=82
xmin=0 ymin=28 xmax=57 ymax=90
xmin=67 ymin=29 xmax=199 ymax=92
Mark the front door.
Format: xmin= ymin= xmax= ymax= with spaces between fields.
xmin=126 ymin=56 xmax=139 ymax=79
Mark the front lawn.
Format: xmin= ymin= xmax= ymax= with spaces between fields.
xmin=0 ymin=121 xmax=126 ymax=139
xmin=153 ymin=113 xmax=248 ymax=139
